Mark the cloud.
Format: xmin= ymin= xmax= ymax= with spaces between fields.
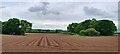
xmin=83 ymin=6 xmax=114 ymax=18
xmin=28 ymin=2 xmax=60 ymax=15
xmin=2 ymin=0 xmax=120 ymax=2
xmin=0 ymin=6 xmax=6 ymax=8
xmin=1 ymin=2 xmax=118 ymax=30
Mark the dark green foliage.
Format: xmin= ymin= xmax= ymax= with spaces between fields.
xmin=79 ymin=30 xmax=86 ymax=36
xmin=95 ymin=20 xmax=117 ymax=35
xmin=90 ymin=18 xmax=97 ymax=28
xmin=0 ymin=21 xmax=2 ymax=34
xmin=2 ymin=18 xmax=21 ymax=35
xmin=67 ymin=18 xmax=117 ymax=36
xmin=79 ymin=19 xmax=92 ymax=29
xmin=2 ymin=18 xmax=32 ymax=35
xmin=65 ymin=32 xmax=76 ymax=35
xmin=67 ymin=23 xmax=78 ymax=33
xmin=74 ymin=18 xmax=97 ymax=34
xmin=28 ymin=29 xmax=65 ymax=33
xmin=115 ymin=32 xmax=120 ymax=34
xmin=74 ymin=23 xmax=83 ymax=34
xmin=55 ymin=29 xmax=63 ymax=33
xmin=21 ymin=20 xmax=32 ymax=35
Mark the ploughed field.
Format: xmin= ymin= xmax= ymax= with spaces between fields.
xmin=2 ymin=33 xmax=118 ymax=52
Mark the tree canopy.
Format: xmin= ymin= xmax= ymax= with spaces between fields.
xmin=2 ymin=18 xmax=32 ymax=35
xmin=67 ymin=18 xmax=117 ymax=36
xmin=67 ymin=23 xmax=78 ymax=33
xmin=95 ymin=20 xmax=117 ymax=35
xmin=0 ymin=21 xmax=2 ymax=34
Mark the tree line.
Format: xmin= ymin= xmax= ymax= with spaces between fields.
xmin=0 ymin=18 xmax=117 ymax=36
xmin=28 ymin=29 xmax=66 ymax=33
xmin=67 ymin=18 xmax=117 ymax=36
xmin=0 ymin=18 xmax=32 ymax=35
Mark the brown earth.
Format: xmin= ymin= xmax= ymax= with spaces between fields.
xmin=2 ymin=33 xmax=118 ymax=52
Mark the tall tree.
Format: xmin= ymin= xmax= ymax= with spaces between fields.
xmin=2 ymin=18 xmax=32 ymax=35
xmin=2 ymin=18 xmax=21 ymax=35
xmin=67 ymin=23 xmax=78 ymax=33
xmin=0 ymin=21 xmax=2 ymax=34
xmin=20 ymin=20 xmax=32 ymax=35
xmin=74 ymin=23 xmax=83 ymax=34
xmin=90 ymin=18 xmax=97 ymax=28
xmin=74 ymin=19 xmax=92 ymax=34
xmin=95 ymin=20 xmax=117 ymax=35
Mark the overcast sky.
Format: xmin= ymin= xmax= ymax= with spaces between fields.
xmin=0 ymin=0 xmax=119 ymax=31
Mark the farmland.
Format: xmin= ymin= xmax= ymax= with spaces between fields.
xmin=2 ymin=33 xmax=118 ymax=52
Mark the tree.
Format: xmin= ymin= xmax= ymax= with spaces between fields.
xmin=90 ymin=18 xmax=97 ymax=28
xmin=74 ymin=23 xmax=83 ymax=34
xmin=2 ymin=18 xmax=32 ymax=35
xmin=81 ymin=19 xmax=92 ymax=29
xmin=2 ymin=21 xmax=6 ymax=34
xmin=74 ymin=19 xmax=92 ymax=34
xmin=95 ymin=20 xmax=117 ymax=35
xmin=2 ymin=18 xmax=21 ymax=35
xmin=20 ymin=20 xmax=32 ymax=35
xmin=67 ymin=23 xmax=78 ymax=33
xmin=67 ymin=18 xmax=116 ymax=36
xmin=79 ymin=30 xmax=86 ymax=36
xmin=0 ymin=21 xmax=2 ymax=34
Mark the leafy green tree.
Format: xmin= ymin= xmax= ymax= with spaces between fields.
xmin=0 ymin=21 xmax=1 ymax=26
xmin=2 ymin=18 xmax=32 ymax=35
xmin=74 ymin=23 xmax=83 ymax=34
xmin=67 ymin=23 xmax=78 ymax=33
xmin=68 ymin=18 xmax=116 ymax=36
xmin=81 ymin=19 xmax=92 ymax=29
xmin=95 ymin=20 xmax=117 ymax=35
xmin=20 ymin=20 xmax=32 ymax=35
xmin=74 ymin=19 xmax=92 ymax=34
xmin=2 ymin=21 xmax=6 ymax=34
xmin=0 ymin=21 xmax=2 ymax=34
xmin=79 ymin=30 xmax=87 ymax=36
xmin=2 ymin=18 xmax=21 ymax=35
xmin=85 ymin=28 xmax=100 ymax=36
xmin=90 ymin=18 xmax=97 ymax=28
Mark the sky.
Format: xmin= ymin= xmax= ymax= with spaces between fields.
xmin=0 ymin=0 xmax=120 ymax=31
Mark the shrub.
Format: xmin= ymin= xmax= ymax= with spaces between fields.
xmin=62 ymin=32 xmax=76 ymax=35
xmin=79 ymin=30 xmax=87 ymax=36
xmin=86 ymin=28 xmax=100 ymax=36
xmin=68 ymin=32 xmax=76 ymax=35
xmin=79 ymin=28 xmax=100 ymax=36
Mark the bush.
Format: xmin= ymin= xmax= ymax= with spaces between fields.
xmin=79 ymin=30 xmax=87 ymax=36
xmin=68 ymin=32 xmax=76 ymax=35
xmin=85 ymin=28 xmax=100 ymax=36
xmin=61 ymin=32 xmax=76 ymax=35
xmin=79 ymin=28 xmax=100 ymax=36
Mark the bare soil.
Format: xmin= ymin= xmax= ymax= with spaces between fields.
xmin=2 ymin=33 xmax=118 ymax=52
